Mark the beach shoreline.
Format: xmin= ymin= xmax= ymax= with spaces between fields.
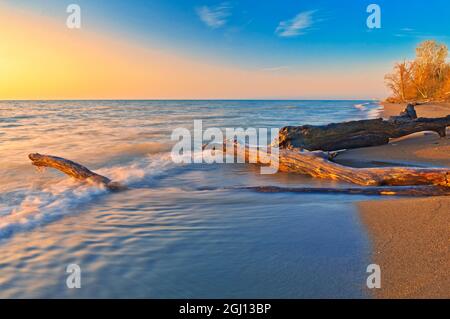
xmin=355 ymin=101 xmax=450 ymax=298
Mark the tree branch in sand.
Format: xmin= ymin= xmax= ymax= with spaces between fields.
xmin=278 ymin=104 xmax=449 ymax=151
xmin=28 ymin=153 xmax=125 ymax=191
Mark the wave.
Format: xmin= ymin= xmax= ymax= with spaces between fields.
xmin=354 ymin=102 xmax=383 ymax=119
xmin=367 ymin=103 xmax=384 ymax=119
xmin=0 ymin=180 xmax=108 ymax=240
xmin=354 ymin=102 xmax=369 ymax=110
xmin=101 ymin=142 xmax=172 ymax=161
xmin=367 ymin=107 xmax=383 ymax=118
xmin=0 ymin=152 xmax=178 ymax=240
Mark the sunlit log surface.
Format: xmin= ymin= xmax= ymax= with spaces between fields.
xmin=278 ymin=105 xmax=450 ymax=151
xmin=230 ymin=144 xmax=450 ymax=190
xmin=28 ymin=153 xmax=125 ymax=191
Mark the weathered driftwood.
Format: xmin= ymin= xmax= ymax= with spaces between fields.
xmin=278 ymin=104 xmax=450 ymax=151
xmin=29 ymin=143 xmax=450 ymax=197
xmin=28 ymin=153 xmax=125 ymax=191
xmin=391 ymin=103 xmax=417 ymax=120
xmin=239 ymin=185 xmax=450 ymax=196
xmin=229 ymin=143 xmax=450 ymax=189
xmin=194 ymin=185 xmax=450 ymax=196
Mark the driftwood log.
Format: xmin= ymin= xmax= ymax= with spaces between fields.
xmin=278 ymin=104 xmax=450 ymax=151
xmin=238 ymin=185 xmax=450 ymax=197
xmin=231 ymin=145 xmax=450 ymax=187
xmin=217 ymin=143 xmax=450 ymax=196
xmin=28 ymin=153 xmax=125 ymax=191
xmin=392 ymin=103 xmax=417 ymax=120
xmin=28 ymin=150 xmax=450 ymax=196
xmin=194 ymin=185 xmax=450 ymax=196
xmin=28 ymin=103 xmax=448 ymax=192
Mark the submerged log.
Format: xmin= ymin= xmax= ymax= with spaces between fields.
xmin=278 ymin=104 xmax=450 ymax=151
xmin=28 ymin=153 xmax=125 ymax=191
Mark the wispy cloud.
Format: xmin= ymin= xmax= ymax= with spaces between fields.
xmin=261 ymin=66 xmax=289 ymax=72
xmin=196 ymin=2 xmax=231 ymax=29
xmin=393 ymin=28 xmax=449 ymax=40
xmin=394 ymin=28 xmax=417 ymax=37
xmin=275 ymin=10 xmax=316 ymax=37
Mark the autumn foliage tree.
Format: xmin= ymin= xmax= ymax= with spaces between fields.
xmin=385 ymin=40 xmax=450 ymax=102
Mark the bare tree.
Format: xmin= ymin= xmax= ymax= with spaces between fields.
xmin=385 ymin=61 xmax=414 ymax=102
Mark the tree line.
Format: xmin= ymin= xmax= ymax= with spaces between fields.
xmin=385 ymin=40 xmax=450 ymax=103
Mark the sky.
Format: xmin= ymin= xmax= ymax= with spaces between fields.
xmin=1 ymin=0 xmax=449 ymax=100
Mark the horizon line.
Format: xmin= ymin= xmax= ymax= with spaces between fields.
xmin=0 ymin=98 xmax=383 ymax=102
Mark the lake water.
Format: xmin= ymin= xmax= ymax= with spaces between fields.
xmin=0 ymin=100 xmax=382 ymax=298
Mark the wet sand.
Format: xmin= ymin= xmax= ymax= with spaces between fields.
xmin=354 ymin=102 xmax=450 ymax=298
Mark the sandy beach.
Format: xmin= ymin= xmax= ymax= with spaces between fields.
xmin=354 ymin=102 xmax=450 ymax=298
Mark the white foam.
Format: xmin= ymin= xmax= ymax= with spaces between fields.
xmin=0 ymin=152 xmax=178 ymax=239
xmin=354 ymin=102 xmax=383 ymax=119
xmin=354 ymin=103 xmax=368 ymax=110
xmin=0 ymin=179 xmax=108 ymax=239
xmin=98 ymin=152 xmax=176 ymax=184
xmin=367 ymin=104 xmax=384 ymax=119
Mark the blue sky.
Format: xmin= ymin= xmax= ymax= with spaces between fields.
xmin=11 ymin=0 xmax=449 ymax=67
xmin=3 ymin=0 xmax=450 ymax=99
